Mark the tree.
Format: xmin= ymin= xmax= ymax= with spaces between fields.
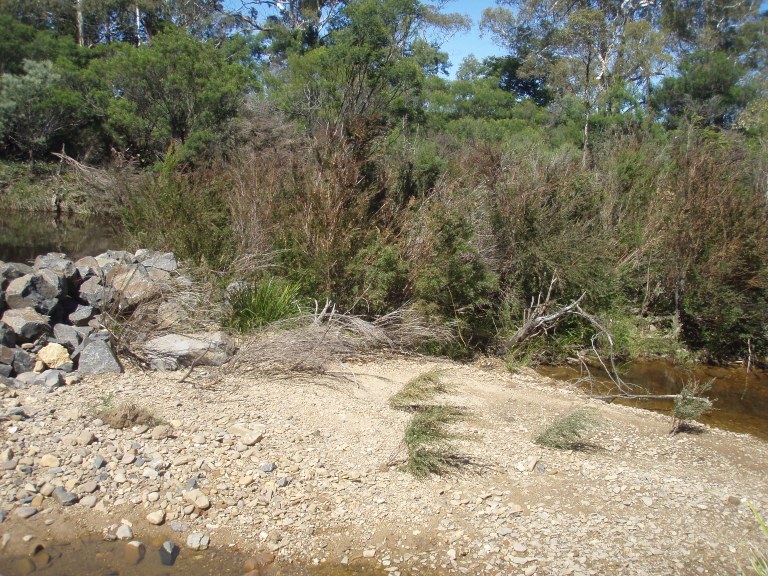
xmin=86 ymin=26 xmax=254 ymax=160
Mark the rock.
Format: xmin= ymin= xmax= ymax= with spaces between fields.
xmin=260 ymin=462 xmax=276 ymax=473
xmin=0 ymin=344 xmax=14 ymax=366
xmin=276 ymin=477 xmax=291 ymax=488
xmin=106 ymin=263 xmax=160 ymax=310
xmin=143 ymin=331 xmax=235 ymax=370
xmin=116 ymin=524 xmax=133 ymax=540
xmin=728 ymin=495 xmax=742 ymax=506
xmin=39 ymin=454 xmax=60 ymax=467
xmin=242 ymin=431 xmax=264 ymax=446
xmin=68 ymin=305 xmax=96 ymax=326
xmin=244 ymin=552 xmax=276 ymax=571
xmin=641 ymin=497 xmax=654 ymax=507
xmin=138 ymin=251 xmax=178 ymax=273
xmin=77 ymin=340 xmax=121 ymax=375
xmin=2 ymin=308 xmax=50 ymax=342
xmin=13 ymin=557 xmax=36 ymax=575
xmin=146 ymin=510 xmax=165 ymax=525
xmin=33 ymin=369 xmax=64 ymax=390
xmin=93 ymin=455 xmax=106 ymax=469
xmin=124 ymin=540 xmax=146 ymax=565
xmin=73 ymin=256 xmax=101 ymax=280
xmin=77 ymin=430 xmax=96 ymax=446
xmin=12 ymin=348 xmax=36 ymax=374
xmin=34 ymin=253 xmax=78 ymax=282
xmin=5 ymin=271 xmax=63 ymax=314
xmin=80 ymin=480 xmax=98 ymax=494
xmin=150 ymin=424 xmax=172 ymax=440
xmin=159 ymin=540 xmax=179 ymax=566
xmin=186 ymin=532 xmax=210 ymax=551
xmin=15 ymin=507 xmax=37 ymax=519
xmin=81 ymin=495 xmax=97 ymax=508
xmin=0 ymin=321 xmax=16 ymax=347
xmin=363 ymin=549 xmax=376 ymax=558
xmin=184 ymin=489 xmax=211 ymax=510
xmin=77 ymin=277 xmax=110 ymax=309
xmin=52 ymin=324 xmax=81 ymax=351
xmin=52 ymin=486 xmax=78 ymax=506
xmin=0 ymin=262 xmax=34 ymax=284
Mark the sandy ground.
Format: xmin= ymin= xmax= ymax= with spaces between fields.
xmin=0 ymin=355 xmax=766 ymax=576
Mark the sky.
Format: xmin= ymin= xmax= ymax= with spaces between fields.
xmin=440 ymin=0 xmax=503 ymax=76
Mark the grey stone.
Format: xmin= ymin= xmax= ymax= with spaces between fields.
xmin=260 ymin=462 xmax=276 ymax=473
xmin=12 ymin=349 xmax=35 ymax=374
xmin=143 ymin=331 xmax=235 ymax=370
xmin=0 ymin=364 xmax=11 ymax=378
xmin=0 ymin=345 xmax=14 ymax=365
xmin=15 ymin=506 xmax=37 ymax=519
xmin=276 ymin=477 xmax=291 ymax=488
xmin=141 ymin=252 xmax=178 ymax=273
xmin=0 ymin=321 xmax=16 ymax=347
xmin=2 ymin=308 xmax=50 ymax=342
xmin=5 ymin=271 xmax=63 ymax=314
xmin=0 ymin=458 xmax=18 ymax=470
xmin=73 ymin=256 xmax=101 ymax=281
xmin=106 ymin=263 xmax=160 ymax=310
xmin=159 ymin=540 xmax=179 ymax=566
xmin=4 ymin=407 xmax=26 ymax=419
xmin=33 ymin=369 xmax=64 ymax=391
xmin=78 ymin=277 xmax=111 ymax=308
xmin=116 ymin=524 xmax=133 ymax=540
xmin=13 ymin=372 xmax=37 ymax=386
xmin=52 ymin=486 xmax=78 ymax=506
xmin=93 ymin=455 xmax=106 ymax=469
xmin=53 ymin=323 xmax=81 ymax=351
xmin=33 ymin=253 xmax=78 ymax=286
xmin=171 ymin=520 xmax=189 ymax=532
xmin=186 ymin=532 xmax=209 ymax=551
xmin=77 ymin=340 xmax=121 ymax=375
xmin=68 ymin=304 xmax=96 ymax=326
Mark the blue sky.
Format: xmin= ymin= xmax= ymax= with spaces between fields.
xmin=440 ymin=0 xmax=502 ymax=75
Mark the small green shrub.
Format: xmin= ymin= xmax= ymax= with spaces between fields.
xmin=403 ymin=406 xmax=462 ymax=477
xmin=389 ymin=369 xmax=447 ymax=411
xmin=670 ymin=378 xmax=714 ymax=434
xmin=227 ymin=276 xmax=301 ymax=332
xmin=745 ymin=504 xmax=768 ymax=576
xmin=535 ymin=408 xmax=600 ymax=450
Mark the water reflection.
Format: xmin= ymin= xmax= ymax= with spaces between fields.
xmin=0 ymin=211 xmax=124 ymax=263
xmin=538 ymin=360 xmax=768 ymax=440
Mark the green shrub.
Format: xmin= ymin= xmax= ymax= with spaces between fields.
xmin=227 ymin=276 xmax=302 ymax=332
xmin=670 ymin=378 xmax=714 ymax=434
xmin=535 ymin=408 xmax=600 ymax=450
xmin=389 ymin=369 xmax=447 ymax=411
xmin=744 ymin=504 xmax=768 ymax=576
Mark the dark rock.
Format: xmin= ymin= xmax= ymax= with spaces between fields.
xmin=12 ymin=349 xmax=35 ymax=374
xmin=159 ymin=540 xmax=179 ymax=566
xmin=139 ymin=251 xmax=178 ymax=273
xmin=73 ymin=256 xmax=101 ymax=280
xmin=53 ymin=323 xmax=81 ymax=351
xmin=5 ymin=407 xmax=28 ymax=419
xmin=0 ymin=365 xmax=12 ymax=378
xmin=78 ymin=277 xmax=111 ymax=308
xmin=2 ymin=308 xmax=51 ymax=342
xmin=14 ymin=372 xmax=37 ymax=386
xmin=93 ymin=455 xmax=106 ymax=469
xmin=77 ymin=340 xmax=121 ymax=375
xmin=0 ymin=345 xmax=14 ymax=366
xmin=52 ymin=486 xmax=78 ymax=506
xmin=276 ymin=476 xmax=291 ymax=488
xmin=260 ymin=462 xmax=276 ymax=473
xmin=33 ymin=253 xmax=79 ymax=293
xmin=0 ymin=262 xmax=34 ymax=284
xmin=68 ymin=304 xmax=96 ymax=326
xmin=0 ymin=321 xmax=16 ymax=347
xmin=5 ymin=271 xmax=63 ymax=314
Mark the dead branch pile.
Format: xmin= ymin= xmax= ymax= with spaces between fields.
xmin=225 ymin=302 xmax=453 ymax=375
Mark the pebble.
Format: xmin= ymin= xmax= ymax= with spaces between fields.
xmin=124 ymin=540 xmax=145 ymax=565
xmin=186 ymin=532 xmax=210 ymax=550
xmin=160 ymin=540 xmax=179 ymax=566
xmin=116 ymin=524 xmax=134 ymax=540
xmin=53 ymin=487 xmax=78 ymax=506
xmin=39 ymin=454 xmax=60 ymax=467
xmin=15 ymin=507 xmax=37 ymax=519
xmin=146 ymin=510 xmax=165 ymax=525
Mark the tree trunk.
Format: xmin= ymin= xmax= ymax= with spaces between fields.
xmin=582 ymin=107 xmax=591 ymax=169
xmin=135 ymin=5 xmax=142 ymax=46
xmin=76 ymin=0 xmax=84 ymax=46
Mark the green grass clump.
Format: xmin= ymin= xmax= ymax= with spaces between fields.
xmin=389 ymin=369 xmax=447 ymax=411
xmin=535 ymin=408 xmax=600 ymax=450
xmin=403 ymin=406 xmax=462 ymax=477
xmin=227 ymin=276 xmax=302 ymax=332
xmin=94 ymin=399 xmax=162 ymax=430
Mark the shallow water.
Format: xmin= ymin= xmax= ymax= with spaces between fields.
xmin=538 ymin=359 xmax=768 ymax=440
xmin=0 ymin=211 xmax=123 ymax=263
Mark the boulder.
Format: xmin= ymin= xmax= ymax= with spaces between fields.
xmin=5 ymin=271 xmax=63 ymax=314
xmin=137 ymin=251 xmax=178 ymax=273
xmin=0 ymin=364 xmax=11 ymax=378
xmin=33 ymin=253 xmax=79 ymax=286
xmin=38 ymin=343 xmax=70 ymax=369
xmin=106 ymin=264 xmax=160 ymax=310
xmin=0 ymin=322 xmax=15 ymax=347
xmin=95 ymin=250 xmax=133 ymax=275
xmin=0 ymin=346 xmax=14 ymax=366
xmin=14 ymin=371 xmax=37 ymax=386
xmin=1 ymin=308 xmax=50 ymax=342
xmin=77 ymin=339 xmax=121 ymax=375
xmin=69 ymin=304 xmax=96 ymax=326
xmin=52 ymin=323 xmax=81 ymax=351
xmin=34 ymin=369 xmax=64 ymax=390
xmin=12 ymin=349 xmax=36 ymax=374
xmin=143 ymin=331 xmax=235 ymax=371
xmin=78 ymin=277 xmax=110 ymax=308
xmin=73 ymin=256 xmax=101 ymax=281
xmin=0 ymin=262 xmax=34 ymax=285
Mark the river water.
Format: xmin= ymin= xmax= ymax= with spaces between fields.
xmin=538 ymin=359 xmax=768 ymax=440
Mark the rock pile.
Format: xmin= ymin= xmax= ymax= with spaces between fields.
xmin=0 ymin=249 xmax=231 ymax=388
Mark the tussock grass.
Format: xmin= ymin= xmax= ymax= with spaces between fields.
xmin=745 ymin=505 xmax=768 ymax=575
xmin=403 ymin=406 xmax=463 ymax=477
xmin=93 ymin=396 xmax=162 ymax=429
xmin=389 ymin=369 xmax=448 ymax=411
xmin=227 ymin=276 xmax=302 ymax=332
xmin=535 ymin=408 xmax=600 ymax=450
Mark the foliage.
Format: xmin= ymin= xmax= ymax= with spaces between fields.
xmin=535 ymin=408 xmax=600 ymax=450
xmin=743 ymin=504 xmax=768 ymax=576
xmin=670 ymin=378 xmax=714 ymax=434
xmin=402 ymin=406 xmax=462 ymax=477
xmin=93 ymin=397 xmax=162 ymax=430
xmin=227 ymin=276 xmax=302 ymax=332
xmin=389 ymin=369 xmax=447 ymax=411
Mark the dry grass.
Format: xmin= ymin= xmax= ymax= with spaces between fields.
xmin=94 ymin=399 xmax=162 ymax=429
xmin=226 ymin=303 xmax=452 ymax=375
xmin=389 ymin=369 xmax=448 ymax=411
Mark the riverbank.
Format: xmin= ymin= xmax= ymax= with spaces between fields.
xmin=0 ymin=355 xmax=765 ymax=575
